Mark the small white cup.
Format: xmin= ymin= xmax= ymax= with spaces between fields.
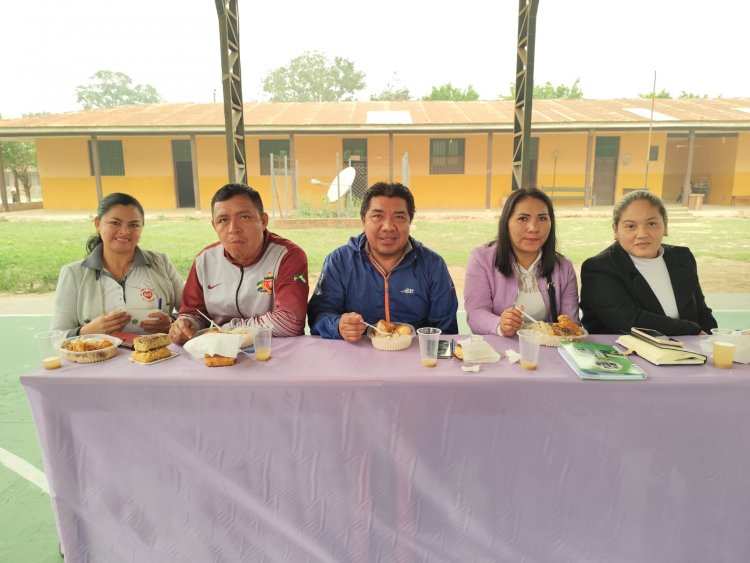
xmin=34 ymin=329 xmax=64 ymax=370
xmin=416 ymin=327 xmax=441 ymax=368
xmin=253 ymin=325 xmax=272 ymax=361
xmin=517 ymin=329 xmax=543 ymax=370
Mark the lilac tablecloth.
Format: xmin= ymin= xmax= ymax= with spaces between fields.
xmin=21 ymin=335 xmax=750 ymax=562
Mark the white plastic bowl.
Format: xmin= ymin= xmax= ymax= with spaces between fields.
xmin=368 ymin=323 xmax=416 ymax=351
xmin=58 ymin=334 xmax=122 ymax=363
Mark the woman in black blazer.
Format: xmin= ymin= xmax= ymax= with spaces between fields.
xmin=580 ymin=190 xmax=717 ymax=336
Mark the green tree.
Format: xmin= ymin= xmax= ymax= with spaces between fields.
xmin=75 ymin=70 xmax=163 ymax=109
xmin=678 ymin=91 xmax=708 ymax=99
xmin=1 ymin=141 xmax=37 ymax=202
xmin=262 ymin=52 xmax=366 ymax=102
xmin=501 ymin=78 xmax=584 ymax=100
xmin=638 ymin=89 xmax=672 ymax=99
xmin=423 ymin=83 xmax=479 ymax=101
xmin=370 ymin=85 xmax=412 ymax=101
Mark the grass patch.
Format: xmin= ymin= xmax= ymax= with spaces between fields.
xmin=0 ymin=216 xmax=748 ymax=293
xmin=291 ymin=196 xmax=363 ymax=218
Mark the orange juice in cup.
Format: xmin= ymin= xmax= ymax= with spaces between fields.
xmin=253 ymin=326 xmax=272 ymax=362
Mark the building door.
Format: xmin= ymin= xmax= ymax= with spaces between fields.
xmin=593 ymin=137 xmax=619 ymax=205
xmin=172 ymin=140 xmax=195 ymax=208
xmin=343 ymin=139 xmax=368 ymax=199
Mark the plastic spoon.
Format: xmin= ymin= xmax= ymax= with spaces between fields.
xmin=195 ymin=309 xmax=220 ymax=330
xmin=515 ymin=307 xmax=538 ymax=324
xmin=363 ymin=321 xmax=388 ymax=335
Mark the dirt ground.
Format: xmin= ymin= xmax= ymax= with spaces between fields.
xmin=449 ymin=259 xmax=750 ymax=296
xmin=692 ymin=257 xmax=750 ymax=293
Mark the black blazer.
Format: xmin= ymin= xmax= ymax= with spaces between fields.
xmin=580 ymin=243 xmax=717 ymax=336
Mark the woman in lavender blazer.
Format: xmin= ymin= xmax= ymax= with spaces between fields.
xmin=464 ymin=187 xmax=580 ymax=336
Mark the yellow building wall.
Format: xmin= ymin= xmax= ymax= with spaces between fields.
xmin=32 ymin=129 xmax=749 ymax=212
xmin=613 ymin=132 xmax=666 ymax=199
xmin=691 ymin=136 xmax=739 ymax=205
xmin=36 ymin=138 xmax=98 ymax=209
xmin=535 ymin=132 xmax=590 ymax=205
xmin=294 ymin=135 xmax=348 ymax=209
xmin=195 ymin=136 xmax=229 ymax=211
xmin=490 ymin=134 xmax=513 ymax=207
xmin=662 ymin=139 xmax=688 ymax=203
xmin=733 ymin=132 xmax=750 ymax=198
xmin=402 ymin=134 xmax=489 ymax=209
xmin=117 ymin=137 xmax=175 ymax=208
xmin=37 ymin=137 xmax=178 ymax=210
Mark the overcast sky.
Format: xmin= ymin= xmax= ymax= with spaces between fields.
xmin=1 ymin=0 xmax=746 ymax=118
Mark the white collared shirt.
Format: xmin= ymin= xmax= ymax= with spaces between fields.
xmin=513 ymin=253 xmax=546 ymax=321
xmin=630 ymin=247 xmax=679 ymax=319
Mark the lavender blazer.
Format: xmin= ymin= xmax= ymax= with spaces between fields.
xmin=464 ymin=244 xmax=580 ymax=335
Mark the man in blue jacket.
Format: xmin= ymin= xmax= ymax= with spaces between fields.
xmin=308 ymin=181 xmax=458 ymax=342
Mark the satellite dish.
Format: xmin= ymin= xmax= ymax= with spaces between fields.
xmin=326 ymin=167 xmax=356 ymax=203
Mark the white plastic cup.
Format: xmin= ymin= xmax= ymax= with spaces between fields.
xmin=253 ymin=325 xmax=272 ymax=361
xmin=417 ymin=327 xmax=441 ymax=368
xmin=711 ymin=328 xmax=739 ymax=369
xmin=517 ymin=329 xmax=543 ymax=370
xmin=34 ymin=330 xmax=64 ymax=370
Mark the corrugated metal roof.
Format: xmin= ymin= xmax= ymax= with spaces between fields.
xmin=1 ymin=99 xmax=749 ymax=137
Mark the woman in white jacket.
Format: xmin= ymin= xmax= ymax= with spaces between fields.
xmin=51 ymin=193 xmax=184 ymax=337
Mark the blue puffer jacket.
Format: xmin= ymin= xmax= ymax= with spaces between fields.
xmin=308 ymin=234 xmax=459 ymax=339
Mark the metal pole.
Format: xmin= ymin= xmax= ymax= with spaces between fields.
xmin=584 ymin=129 xmax=594 ymax=207
xmin=644 ymin=70 xmax=657 ymax=189
xmin=485 ymin=132 xmax=493 ymax=209
xmin=683 ymin=129 xmax=696 ymax=205
xmin=336 ymin=152 xmax=341 ymax=218
xmin=91 ymin=135 xmax=103 ymax=202
xmin=0 ymin=143 xmax=8 ymax=212
xmin=552 ymin=150 xmax=559 ymax=188
xmin=511 ymin=0 xmax=539 ymax=190
xmin=283 ymin=154 xmax=289 ymax=215
xmin=215 ymin=0 xmax=247 ymax=184
xmin=388 ymin=133 xmax=394 ymax=183
xmin=268 ymin=153 xmax=276 ymax=219
xmin=290 ymin=134 xmax=298 ymax=209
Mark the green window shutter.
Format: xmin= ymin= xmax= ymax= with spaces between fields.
xmin=595 ymin=137 xmax=620 ymax=158
xmin=259 ymin=140 xmax=290 ymax=175
xmin=430 ymin=138 xmax=465 ymax=174
xmin=88 ymin=140 xmax=125 ymax=176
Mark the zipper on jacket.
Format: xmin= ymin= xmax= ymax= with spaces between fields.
xmin=384 ymin=276 xmax=390 ymax=321
xmin=367 ymin=253 xmax=392 ymax=322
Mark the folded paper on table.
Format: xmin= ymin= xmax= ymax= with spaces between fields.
xmin=457 ymin=336 xmax=501 ymax=363
xmin=559 ymin=341 xmax=647 ymax=380
xmin=184 ymin=333 xmax=242 ymax=360
xmin=505 ymin=349 xmax=520 ymax=364
xmin=616 ymin=335 xmax=706 ymax=366
xmin=126 ymin=308 xmax=161 ymax=334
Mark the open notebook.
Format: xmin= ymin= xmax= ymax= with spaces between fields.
xmin=616 ymin=334 xmax=706 ymax=366
xmin=559 ymin=341 xmax=647 ymax=380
